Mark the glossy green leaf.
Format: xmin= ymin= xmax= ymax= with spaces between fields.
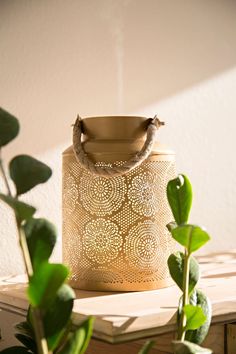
xmin=138 ymin=340 xmax=155 ymax=354
xmin=0 ymin=347 xmax=31 ymax=354
xmin=171 ymin=225 xmax=210 ymax=253
xmin=172 ymin=340 xmax=212 ymax=354
xmin=0 ymin=107 xmax=20 ymax=147
xmin=15 ymin=333 xmax=37 ymax=353
xmin=168 ymin=252 xmax=199 ymax=293
xmin=186 ymin=290 xmax=212 ymax=345
xmin=184 ymin=305 xmax=206 ymax=331
xmin=44 ymin=284 xmax=75 ymax=350
xmin=9 ymin=155 xmax=52 ymax=195
xmin=24 ymin=218 xmax=57 ymax=270
xmin=59 ymin=317 xmax=94 ymax=354
xmin=28 ymin=262 xmax=69 ymax=308
xmin=0 ymin=194 xmax=36 ymax=221
xmin=167 ymin=174 xmax=192 ymax=225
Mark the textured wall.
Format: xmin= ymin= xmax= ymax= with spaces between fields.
xmin=0 ymin=0 xmax=236 ymax=275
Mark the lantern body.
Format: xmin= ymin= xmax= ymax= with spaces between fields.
xmin=62 ymin=116 xmax=176 ymax=291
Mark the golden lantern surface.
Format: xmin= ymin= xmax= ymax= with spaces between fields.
xmin=62 ymin=116 xmax=176 ymax=291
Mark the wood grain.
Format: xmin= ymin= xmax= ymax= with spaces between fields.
xmin=1 ymin=252 xmax=236 ymax=345
xmin=226 ymin=323 xmax=236 ymax=354
xmin=85 ymin=325 xmax=225 ymax=354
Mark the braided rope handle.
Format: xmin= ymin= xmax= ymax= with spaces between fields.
xmin=73 ymin=115 xmax=164 ymax=177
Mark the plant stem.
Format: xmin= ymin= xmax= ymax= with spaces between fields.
xmin=0 ymin=154 xmax=50 ymax=354
xmin=31 ymin=308 xmax=50 ymax=354
xmin=0 ymin=150 xmax=12 ymax=196
xmin=17 ymin=222 xmax=50 ymax=354
xmin=18 ymin=221 xmax=33 ymax=276
xmin=179 ymin=249 xmax=190 ymax=341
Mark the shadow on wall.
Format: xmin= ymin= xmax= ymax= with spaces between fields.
xmin=0 ymin=0 xmax=236 ymax=156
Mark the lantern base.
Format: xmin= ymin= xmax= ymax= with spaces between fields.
xmin=68 ymin=276 xmax=174 ymax=292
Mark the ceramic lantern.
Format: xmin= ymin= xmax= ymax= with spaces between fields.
xmin=62 ymin=116 xmax=176 ymax=291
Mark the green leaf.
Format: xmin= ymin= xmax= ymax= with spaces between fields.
xmin=186 ymin=290 xmax=212 ymax=345
xmin=168 ymin=252 xmax=199 ymax=293
xmin=0 ymin=107 xmax=20 ymax=147
xmin=9 ymin=155 xmax=52 ymax=195
xmin=59 ymin=317 xmax=94 ymax=354
xmin=0 ymin=347 xmax=31 ymax=354
xmin=184 ymin=305 xmax=206 ymax=331
xmin=172 ymin=340 xmax=212 ymax=354
xmin=138 ymin=340 xmax=155 ymax=354
xmin=166 ymin=221 xmax=178 ymax=232
xmin=28 ymin=262 xmax=69 ymax=308
xmin=15 ymin=333 xmax=37 ymax=353
xmin=171 ymin=225 xmax=210 ymax=253
xmin=26 ymin=306 xmax=34 ymax=328
xmin=47 ymin=330 xmax=66 ymax=352
xmin=24 ymin=218 xmax=57 ymax=270
xmin=167 ymin=174 xmax=192 ymax=225
xmin=44 ymin=284 xmax=75 ymax=350
xmin=15 ymin=321 xmax=34 ymax=338
xmin=0 ymin=194 xmax=36 ymax=221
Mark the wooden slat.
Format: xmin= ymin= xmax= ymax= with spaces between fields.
xmin=85 ymin=325 xmax=225 ymax=354
xmin=204 ymin=325 xmax=225 ymax=354
xmin=0 ymin=309 xmax=25 ymax=350
xmin=227 ymin=323 xmax=236 ymax=354
xmin=1 ymin=252 xmax=236 ymax=343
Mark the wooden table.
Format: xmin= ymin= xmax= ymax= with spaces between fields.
xmin=1 ymin=251 xmax=236 ymax=353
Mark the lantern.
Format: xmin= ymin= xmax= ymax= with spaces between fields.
xmin=62 ymin=116 xmax=176 ymax=291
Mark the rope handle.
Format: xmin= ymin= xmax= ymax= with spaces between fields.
xmin=73 ymin=115 xmax=164 ymax=177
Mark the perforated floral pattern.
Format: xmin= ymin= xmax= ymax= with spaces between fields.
xmin=62 ymin=155 xmax=176 ymax=291
xmin=83 ymin=218 xmax=122 ymax=264
xmin=79 ymin=171 xmax=126 ymax=216
xmin=124 ymin=220 xmax=163 ymax=270
xmin=63 ymin=168 xmax=78 ymax=215
xmin=128 ymin=171 xmax=160 ymax=216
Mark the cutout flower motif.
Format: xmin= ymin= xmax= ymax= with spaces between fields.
xmin=128 ymin=171 xmax=160 ymax=216
xmin=79 ymin=172 xmax=126 ymax=216
xmin=63 ymin=171 xmax=78 ymax=214
xmin=83 ymin=219 xmax=123 ymax=264
xmin=125 ymin=220 xmax=163 ymax=270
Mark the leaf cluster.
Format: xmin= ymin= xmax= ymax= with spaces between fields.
xmin=0 ymin=108 xmax=93 ymax=354
xmin=167 ymin=175 xmax=212 ymax=353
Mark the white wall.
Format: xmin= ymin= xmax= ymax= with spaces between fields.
xmin=0 ymin=0 xmax=236 ymax=275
